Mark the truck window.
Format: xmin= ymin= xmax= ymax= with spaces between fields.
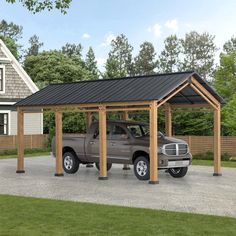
xmin=127 ymin=125 xmax=143 ymax=137
xmin=111 ymin=125 xmax=128 ymax=140
xmin=93 ymin=125 xmax=112 ymax=139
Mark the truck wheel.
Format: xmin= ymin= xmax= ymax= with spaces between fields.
xmin=134 ymin=156 xmax=150 ymax=181
xmin=95 ymin=163 xmax=112 ymax=171
xmin=63 ymin=152 xmax=80 ymax=174
xmin=168 ymin=167 xmax=188 ymax=178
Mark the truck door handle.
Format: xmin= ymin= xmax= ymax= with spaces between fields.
xmin=90 ymin=141 xmax=95 ymax=145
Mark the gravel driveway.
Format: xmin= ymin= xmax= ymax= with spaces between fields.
xmin=0 ymin=156 xmax=235 ymax=218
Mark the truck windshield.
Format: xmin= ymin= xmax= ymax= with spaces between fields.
xmin=127 ymin=124 xmax=164 ymax=138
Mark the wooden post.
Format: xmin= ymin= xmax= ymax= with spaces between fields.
xmin=149 ymin=101 xmax=159 ymax=184
xmin=98 ymin=106 xmax=108 ymax=180
xmin=122 ymin=111 xmax=131 ymax=170
xmin=188 ymin=136 xmax=192 ymax=152
xmin=165 ymin=103 xmax=172 ymax=137
xmin=86 ymin=112 xmax=94 ymax=168
xmin=213 ymin=107 xmax=222 ymax=176
xmin=86 ymin=112 xmax=92 ymax=131
xmin=16 ymin=108 xmax=25 ymax=173
xmin=55 ymin=111 xmax=64 ymax=176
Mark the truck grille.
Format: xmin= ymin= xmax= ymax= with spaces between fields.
xmin=162 ymin=143 xmax=188 ymax=156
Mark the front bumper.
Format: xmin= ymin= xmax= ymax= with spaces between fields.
xmin=158 ymin=153 xmax=192 ymax=169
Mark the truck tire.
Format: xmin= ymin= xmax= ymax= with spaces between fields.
xmin=63 ymin=152 xmax=80 ymax=174
xmin=134 ymin=156 xmax=150 ymax=181
xmin=168 ymin=167 xmax=188 ymax=178
xmin=95 ymin=162 xmax=112 ymax=171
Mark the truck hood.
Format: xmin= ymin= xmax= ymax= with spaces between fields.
xmin=134 ymin=136 xmax=187 ymax=147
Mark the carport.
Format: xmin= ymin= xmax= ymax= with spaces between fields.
xmin=15 ymin=71 xmax=225 ymax=184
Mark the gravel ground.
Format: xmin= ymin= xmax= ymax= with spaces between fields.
xmin=0 ymin=156 xmax=235 ymax=218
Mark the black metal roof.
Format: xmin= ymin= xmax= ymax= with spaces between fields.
xmin=15 ymin=71 xmax=225 ymax=107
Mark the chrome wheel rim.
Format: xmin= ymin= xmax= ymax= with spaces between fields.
xmin=64 ymin=156 xmax=73 ymax=170
xmin=136 ymin=160 xmax=148 ymax=176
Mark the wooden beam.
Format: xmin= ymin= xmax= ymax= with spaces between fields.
xmin=190 ymin=84 xmax=218 ymax=110
xmin=55 ymin=111 xmax=64 ymax=176
xmin=191 ymin=77 xmax=220 ymax=106
xmin=20 ymin=101 xmax=151 ymax=111
xmin=86 ymin=112 xmax=93 ymax=131
xmin=171 ymin=104 xmax=212 ymax=109
xmin=22 ymin=106 xmax=150 ymax=114
xmin=213 ymin=106 xmax=222 ymax=176
xmin=165 ymin=103 xmax=172 ymax=137
xmin=149 ymin=101 xmax=159 ymax=184
xmin=98 ymin=106 xmax=108 ymax=180
xmin=157 ymin=82 xmax=189 ymax=108
xmin=16 ymin=108 xmax=25 ymax=173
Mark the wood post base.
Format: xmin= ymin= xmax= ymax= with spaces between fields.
xmin=123 ymin=165 xmax=131 ymax=170
xmin=54 ymin=173 xmax=64 ymax=177
xmin=16 ymin=170 xmax=25 ymax=174
xmin=149 ymin=180 xmax=159 ymax=184
xmin=86 ymin=164 xmax=94 ymax=168
xmin=98 ymin=176 xmax=108 ymax=180
xmin=213 ymin=173 xmax=222 ymax=176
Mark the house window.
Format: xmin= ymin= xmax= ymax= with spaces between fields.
xmin=0 ymin=113 xmax=8 ymax=135
xmin=0 ymin=66 xmax=5 ymax=93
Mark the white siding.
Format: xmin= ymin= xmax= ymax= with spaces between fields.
xmin=10 ymin=111 xmax=43 ymax=135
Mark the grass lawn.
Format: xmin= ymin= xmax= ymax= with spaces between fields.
xmin=0 ymin=195 xmax=235 ymax=236
xmin=192 ymin=159 xmax=236 ymax=168
xmin=0 ymin=149 xmax=50 ymax=160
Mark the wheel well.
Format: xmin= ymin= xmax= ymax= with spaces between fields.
xmin=132 ymin=151 xmax=149 ymax=163
xmin=63 ymin=146 xmax=77 ymax=157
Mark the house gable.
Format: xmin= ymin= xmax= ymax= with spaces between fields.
xmin=0 ymin=39 xmax=38 ymax=102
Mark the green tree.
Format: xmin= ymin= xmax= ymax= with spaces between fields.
xmin=5 ymin=0 xmax=72 ymax=14
xmin=0 ymin=35 xmax=18 ymax=58
xmin=158 ymin=35 xmax=181 ymax=73
xmin=85 ymin=47 xmax=99 ymax=80
xmin=104 ymin=34 xmax=134 ymax=78
xmin=26 ymin=35 xmax=44 ymax=56
xmin=223 ymin=37 xmax=236 ymax=54
xmin=134 ymin=41 xmax=157 ymax=75
xmin=0 ymin=19 xmax=22 ymax=59
xmin=0 ymin=19 xmax=23 ymax=41
xmin=180 ymin=31 xmax=217 ymax=79
xmin=62 ymin=43 xmax=83 ymax=58
xmin=214 ymin=51 xmax=236 ymax=101
xmin=214 ymin=50 xmax=236 ymax=135
xmin=24 ymin=50 xmax=90 ymax=88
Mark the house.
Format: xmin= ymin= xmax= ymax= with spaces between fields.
xmin=0 ymin=39 xmax=43 ymax=135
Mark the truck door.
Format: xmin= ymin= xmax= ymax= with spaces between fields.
xmin=87 ymin=124 xmax=112 ymax=163
xmin=108 ymin=125 xmax=131 ymax=163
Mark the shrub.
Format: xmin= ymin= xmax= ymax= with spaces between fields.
xmin=193 ymin=151 xmax=231 ymax=161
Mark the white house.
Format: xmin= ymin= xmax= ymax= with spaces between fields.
xmin=0 ymin=39 xmax=43 ymax=135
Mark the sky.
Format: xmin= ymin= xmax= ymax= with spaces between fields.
xmin=0 ymin=0 xmax=236 ymax=70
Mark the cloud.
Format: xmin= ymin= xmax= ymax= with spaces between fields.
xmin=165 ymin=19 xmax=179 ymax=32
xmin=100 ymin=32 xmax=116 ymax=47
xmin=147 ymin=23 xmax=162 ymax=38
xmin=82 ymin=33 xmax=90 ymax=39
xmin=96 ymin=57 xmax=106 ymax=66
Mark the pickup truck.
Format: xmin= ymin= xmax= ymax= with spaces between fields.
xmin=52 ymin=120 xmax=192 ymax=181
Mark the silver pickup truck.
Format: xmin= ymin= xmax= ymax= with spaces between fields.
xmin=52 ymin=120 xmax=192 ymax=180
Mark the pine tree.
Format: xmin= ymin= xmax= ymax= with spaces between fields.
xmin=104 ymin=34 xmax=134 ymax=78
xmin=158 ymin=35 xmax=181 ymax=73
xmin=85 ymin=47 xmax=99 ymax=80
xmin=180 ymin=31 xmax=217 ymax=80
xmin=134 ymin=41 xmax=157 ymax=75
xmin=26 ymin=35 xmax=43 ymax=56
